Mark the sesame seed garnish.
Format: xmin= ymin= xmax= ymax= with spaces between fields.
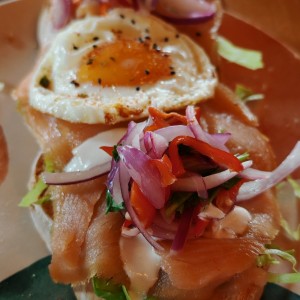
xmin=71 ymin=80 xmax=80 ymax=87
xmin=170 ymin=71 xmax=176 ymax=75
xmin=93 ymin=45 xmax=98 ymax=49
xmin=138 ymin=37 xmax=144 ymax=43
xmin=120 ymin=14 xmax=125 ymax=19
xmin=93 ymin=36 xmax=99 ymax=41
xmin=195 ymin=32 xmax=202 ymax=37
xmin=87 ymin=58 xmax=94 ymax=65
xmin=131 ymin=19 xmax=136 ymax=25
xmin=98 ymin=78 xmax=102 ymax=85
xmin=136 ymin=87 xmax=140 ymax=91
xmin=175 ymin=34 xmax=180 ymax=38
xmin=73 ymin=45 xmax=78 ymax=50
xmin=145 ymin=36 xmax=151 ymax=40
xmin=164 ymin=37 xmax=169 ymax=42
xmin=145 ymin=28 xmax=149 ymax=33
xmin=152 ymin=43 xmax=158 ymax=50
xmin=145 ymin=70 xmax=150 ymax=75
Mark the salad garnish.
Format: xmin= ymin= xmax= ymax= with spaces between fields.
xmin=41 ymin=105 xmax=300 ymax=254
xmin=217 ymin=36 xmax=264 ymax=70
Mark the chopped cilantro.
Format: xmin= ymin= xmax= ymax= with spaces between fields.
xmin=92 ymin=277 xmax=128 ymax=300
xmin=221 ymin=176 xmax=241 ymax=190
xmin=217 ymin=36 xmax=264 ymax=70
xmin=105 ymin=190 xmax=125 ymax=214
xmin=112 ymin=145 xmax=120 ymax=162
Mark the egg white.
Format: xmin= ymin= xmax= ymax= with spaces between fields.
xmin=30 ymin=8 xmax=217 ymax=124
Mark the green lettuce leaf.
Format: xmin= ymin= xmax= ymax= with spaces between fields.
xmin=235 ymin=84 xmax=264 ymax=102
xmin=217 ymin=36 xmax=264 ymax=70
xmin=281 ymin=218 xmax=300 ymax=241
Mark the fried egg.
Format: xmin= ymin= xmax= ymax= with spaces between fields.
xmin=30 ymin=8 xmax=217 ymax=124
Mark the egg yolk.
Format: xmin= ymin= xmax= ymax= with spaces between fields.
xmin=77 ymin=39 xmax=173 ymax=87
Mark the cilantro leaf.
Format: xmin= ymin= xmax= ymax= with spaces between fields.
xmin=105 ymin=190 xmax=125 ymax=214
xmin=92 ymin=277 xmax=128 ymax=300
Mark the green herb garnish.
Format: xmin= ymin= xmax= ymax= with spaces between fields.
xmin=113 ymin=145 xmax=120 ymax=162
xmin=217 ymin=36 xmax=264 ymax=70
xmin=105 ymin=190 xmax=125 ymax=214
xmin=92 ymin=277 xmax=129 ymax=300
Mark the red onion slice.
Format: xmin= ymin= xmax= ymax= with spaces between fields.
xmin=42 ymin=161 xmax=111 ymax=185
xmin=119 ymin=160 xmax=164 ymax=251
xmin=154 ymin=0 xmax=216 ymax=25
xmin=171 ymin=206 xmax=195 ymax=253
xmin=51 ymin=0 xmax=72 ymax=30
xmin=240 ymin=168 xmax=271 ymax=180
xmin=144 ymin=131 xmax=168 ymax=159
xmin=172 ymin=161 xmax=252 ymax=193
xmin=154 ymin=125 xmax=194 ymax=143
xmin=118 ymin=146 xmax=166 ymax=209
xmin=186 ymin=106 xmax=230 ymax=151
xmin=237 ymin=142 xmax=300 ymax=201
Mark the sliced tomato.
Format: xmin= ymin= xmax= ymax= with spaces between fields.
xmin=168 ymin=136 xmax=243 ymax=177
xmin=145 ymin=107 xmax=187 ymax=132
xmin=130 ymin=181 xmax=156 ymax=228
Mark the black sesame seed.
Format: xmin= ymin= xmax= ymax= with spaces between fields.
xmin=39 ymin=75 xmax=50 ymax=89
xmin=98 ymin=78 xmax=102 ymax=85
xmin=71 ymin=80 xmax=80 ymax=87
xmin=73 ymin=45 xmax=78 ymax=50
xmin=164 ymin=37 xmax=169 ymax=42
xmin=195 ymin=31 xmax=202 ymax=37
xmin=120 ymin=14 xmax=125 ymax=19
xmin=131 ymin=19 xmax=136 ymax=25
xmin=145 ymin=70 xmax=150 ymax=75
xmin=152 ymin=43 xmax=158 ymax=50
xmin=93 ymin=36 xmax=99 ymax=41
xmin=175 ymin=33 xmax=180 ymax=38
xmin=138 ymin=37 xmax=144 ymax=43
xmin=170 ymin=71 xmax=176 ymax=75
xmin=93 ymin=44 xmax=98 ymax=49
xmin=145 ymin=36 xmax=151 ymax=40
xmin=136 ymin=87 xmax=140 ymax=91
xmin=145 ymin=28 xmax=149 ymax=33
xmin=87 ymin=58 xmax=94 ymax=65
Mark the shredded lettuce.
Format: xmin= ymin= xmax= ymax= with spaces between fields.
xmin=19 ymin=178 xmax=49 ymax=207
xmin=287 ymin=177 xmax=300 ymax=198
xmin=235 ymin=84 xmax=264 ymax=102
xmin=281 ymin=218 xmax=300 ymax=241
xmin=257 ymin=245 xmax=300 ymax=284
xmin=217 ymin=36 xmax=264 ymax=70
xmin=19 ymin=157 xmax=54 ymax=207
xmin=268 ymin=273 xmax=300 ymax=284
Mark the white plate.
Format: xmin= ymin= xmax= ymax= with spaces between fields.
xmin=0 ymin=0 xmax=49 ymax=282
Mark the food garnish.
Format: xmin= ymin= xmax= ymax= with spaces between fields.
xmin=42 ymin=105 xmax=300 ymax=254
xmin=217 ymin=36 xmax=264 ymax=70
